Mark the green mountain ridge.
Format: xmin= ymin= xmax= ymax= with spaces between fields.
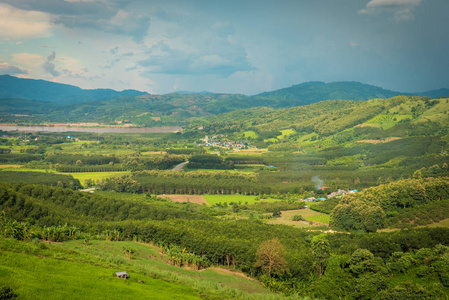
xmin=1 ymin=76 xmax=449 ymax=126
xmin=0 ymin=75 xmax=148 ymax=106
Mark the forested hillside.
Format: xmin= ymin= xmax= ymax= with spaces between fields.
xmin=2 ymin=181 xmax=449 ymax=298
xmin=2 ymin=76 xmax=448 ymax=126
xmin=0 ymin=75 xmax=147 ymax=105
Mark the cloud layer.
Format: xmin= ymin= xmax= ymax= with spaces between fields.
xmin=0 ymin=3 xmax=52 ymax=40
xmin=0 ymin=0 xmax=447 ymax=94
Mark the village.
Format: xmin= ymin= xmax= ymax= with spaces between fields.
xmin=196 ymin=135 xmax=251 ymax=150
xmin=299 ymin=188 xmax=358 ymax=202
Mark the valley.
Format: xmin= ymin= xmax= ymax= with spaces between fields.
xmin=1 ymin=77 xmax=449 ymax=299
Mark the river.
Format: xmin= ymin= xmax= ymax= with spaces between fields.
xmin=0 ymin=125 xmax=182 ymax=134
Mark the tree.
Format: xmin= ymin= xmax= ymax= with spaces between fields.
xmin=255 ymin=238 xmax=288 ymax=276
xmin=123 ymin=247 xmax=136 ymax=260
xmin=311 ymin=235 xmax=330 ymax=278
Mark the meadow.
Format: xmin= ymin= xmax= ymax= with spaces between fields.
xmin=70 ymin=171 xmax=131 ymax=186
xmin=0 ymin=237 xmax=276 ymax=299
xmin=267 ymin=209 xmax=330 ymax=228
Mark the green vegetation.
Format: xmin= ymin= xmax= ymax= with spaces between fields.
xmin=1 ymin=93 xmax=449 ymax=298
xmin=329 ymin=176 xmax=449 ymax=232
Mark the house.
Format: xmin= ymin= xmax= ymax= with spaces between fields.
xmin=115 ymin=271 xmax=129 ymax=279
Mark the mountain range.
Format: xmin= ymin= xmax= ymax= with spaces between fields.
xmin=1 ymin=75 xmax=448 ymax=125
xmin=0 ymin=75 xmax=148 ymax=106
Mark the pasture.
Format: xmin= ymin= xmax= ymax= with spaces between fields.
xmin=0 ymin=237 xmax=273 ymax=299
xmin=0 ymin=242 xmax=200 ymax=300
xmin=267 ymin=208 xmax=330 ymax=228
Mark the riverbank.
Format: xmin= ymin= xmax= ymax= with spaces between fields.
xmin=0 ymin=124 xmax=182 ymax=133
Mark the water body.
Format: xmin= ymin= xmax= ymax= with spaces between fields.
xmin=0 ymin=125 xmax=182 ymax=134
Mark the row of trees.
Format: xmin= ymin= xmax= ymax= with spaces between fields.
xmin=188 ymin=154 xmax=234 ymax=170
xmin=98 ymin=170 xmax=266 ymax=195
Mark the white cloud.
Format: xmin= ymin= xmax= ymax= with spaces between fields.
xmin=12 ymin=53 xmax=46 ymax=70
xmin=359 ymin=0 xmax=423 ymax=21
xmin=0 ymin=62 xmax=28 ymax=75
xmin=0 ymin=4 xmax=52 ymax=41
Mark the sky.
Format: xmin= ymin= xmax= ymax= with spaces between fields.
xmin=0 ymin=0 xmax=448 ymax=95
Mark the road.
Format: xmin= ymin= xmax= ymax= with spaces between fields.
xmin=172 ymin=161 xmax=189 ymax=171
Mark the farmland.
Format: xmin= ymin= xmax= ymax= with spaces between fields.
xmin=1 ymin=95 xmax=449 ymax=299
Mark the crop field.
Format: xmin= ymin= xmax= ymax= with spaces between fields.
xmin=230 ymin=149 xmax=267 ymax=155
xmin=69 ymin=171 xmax=131 ymax=186
xmin=0 ymin=167 xmax=130 ymax=187
xmin=158 ymin=194 xmax=208 ymax=204
xmin=366 ymin=114 xmax=412 ymax=130
xmin=0 ymin=164 xmax=22 ymax=169
xmin=203 ymin=194 xmax=278 ymax=206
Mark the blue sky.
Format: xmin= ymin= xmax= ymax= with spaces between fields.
xmin=0 ymin=0 xmax=448 ymax=95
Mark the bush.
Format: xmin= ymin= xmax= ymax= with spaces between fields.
xmin=292 ymin=215 xmax=305 ymax=221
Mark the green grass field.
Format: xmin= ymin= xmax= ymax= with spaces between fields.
xmin=243 ymin=131 xmax=258 ymax=139
xmin=0 ymin=237 xmax=273 ymax=299
xmin=425 ymin=218 xmax=449 ymax=228
xmin=1 ymin=242 xmax=200 ymax=300
xmin=69 ymin=171 xmax=131 ymax=186
xmin=277 ymin=129 xmax=296 ymax=140
xmin=267 ymin=208 xmax=330 ymax=228
xmin=0 ymin=166 xmax=131 ymax=187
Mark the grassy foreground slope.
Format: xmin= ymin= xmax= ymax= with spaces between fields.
xmin=1 ymin=237 xmax=276 ymax=300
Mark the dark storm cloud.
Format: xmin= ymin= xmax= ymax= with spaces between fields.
xmin=43 ymin=51 xmax=59 ymax=76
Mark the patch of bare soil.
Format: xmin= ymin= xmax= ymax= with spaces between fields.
xmin=357 ymin=137 xmax=402 ymax=144
xmin=158 ymin=194 xmax=208 ymax=204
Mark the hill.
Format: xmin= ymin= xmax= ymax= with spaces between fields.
xmin=1 ymin=76 xmax=448 ymax=126
xmin=0 ymin=75 xmax=148 ymax=105
xmin=417 ymin=88 xmax=449 ymax=99
xmin=253 ymin=81 xmax=402 ymax=107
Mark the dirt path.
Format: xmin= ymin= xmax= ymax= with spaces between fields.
xmin=172 ymin=161 xmax=189 ymax=171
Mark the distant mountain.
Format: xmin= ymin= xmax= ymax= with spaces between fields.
xmin=253 ymin=81 xmax=402 ymax=107
xmin=0 ymin=75 xmax=148 ymax=105
xmin=1 ymin=76 xmax=448 ymax=126
xmin=172 ymin=91 xmax=215 ymax=95
xmin=417 ymin=88 xmax=449 ymax=99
